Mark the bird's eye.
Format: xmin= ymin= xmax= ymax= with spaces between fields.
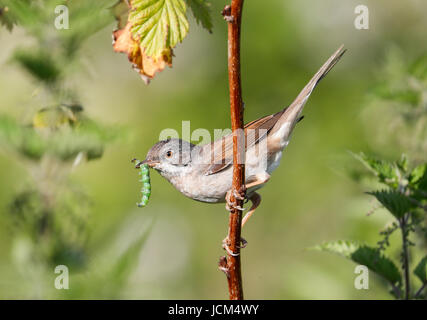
xmin=166 ymin=150 xmax=172 ymax=158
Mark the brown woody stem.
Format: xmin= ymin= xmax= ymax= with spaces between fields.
xmin=219 ymin=0 xmax=245 ymax=300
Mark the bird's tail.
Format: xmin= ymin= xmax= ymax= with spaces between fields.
xmin=270 ymin=45 xmax=346 ymax=138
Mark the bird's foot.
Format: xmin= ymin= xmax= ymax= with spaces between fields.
xmin=225 ymin=202 xmax=245 ymax=212
xmin=239 ymin=237 xmax=248 ymax=248
xmin=222 ymin=236 xmax=248 ymax=256
xmin=233 ymin=185 xmax=247 ymax=201
xmin=225 ymin=189 xmax=246 ymax=212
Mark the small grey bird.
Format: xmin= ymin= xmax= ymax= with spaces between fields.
xmin=137 ymin=45 xmax=345 ymax=232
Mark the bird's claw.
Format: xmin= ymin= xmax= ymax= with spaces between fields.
xmin=233 ymin=188 xmax=245 ymax=201
xmin=238 ymin=237 xmax=248 ymax=249
xmin=222 ymin=237 xmax=248 ymax=256
xmin=225 ymin=188 xmax=247 ymax=212
xmin=225 ymin=202 xmax=245 ymax=212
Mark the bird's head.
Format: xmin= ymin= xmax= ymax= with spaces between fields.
xmin=138 ymin=138 xmax=196 ymax=178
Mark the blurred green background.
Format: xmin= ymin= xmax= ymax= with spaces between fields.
xmin=0 ymin=0 xmax=426 ymax=299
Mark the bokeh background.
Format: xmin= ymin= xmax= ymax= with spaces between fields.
xmin=0 ymin=0 xmax=426 ymax=299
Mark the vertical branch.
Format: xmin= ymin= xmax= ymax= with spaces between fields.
xmin=400 ymin=214 xmax=411 ymax=300
xmin=218 ymin=0 xmax=245 ymax=300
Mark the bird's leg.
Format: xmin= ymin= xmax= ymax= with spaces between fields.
xmin=238 ymin=172 xmax=270 ymax=236
xmin=222 ymin=193 xmax=260 ymax=253
xmin=241 ymin=192 xmax=261 ymax=229
xmin=222 ymin=173 xmax=269 ymax=254
xmin=245 ymin=172 xmax=271 ymax=190
xmin=223 ymin=187 xmax=246 ymax=256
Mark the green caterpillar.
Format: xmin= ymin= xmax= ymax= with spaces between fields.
xmin=132 ymin=159 xmax=151 ymax=207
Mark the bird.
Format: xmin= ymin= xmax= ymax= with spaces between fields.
xmin=136 ymin=45 xmax=345 ymax=251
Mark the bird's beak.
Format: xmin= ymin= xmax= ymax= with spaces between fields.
xmin=135 ymin=159 xmax=158 ymax=168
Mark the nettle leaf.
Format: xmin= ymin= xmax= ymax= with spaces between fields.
xmin=185 ymin=0 xmax=212 ymax=32
xmin=351 ymin=246 xmax=401 ymax=285
xmin=373 ymin=85 xmax=421 ymax=107
xmin=396 ymin=154 xmax=408 ymax=173
xmin=352 ymin=152 xmax=399 ymax=188
xmin=414 ymin=256 xmax=427 ymax=284
xmin=409 ymin=164 xmax=427 ymax=192
xmin=313 ymin=240 xmax=359 ymax=258
xmin=0 ymin=114 xmax=116 ymax=162
xmin=113 ymin=0 xmax=190 ymax=83
xmin=367 ymin=190 xmax=412 ymax=219
xmin=130 ymin=0 xmax=189 ymax=58
xmin=315 ymin=241 xmax=401 ymax=285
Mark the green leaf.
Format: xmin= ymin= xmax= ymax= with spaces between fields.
xmin=12 ymin=49 xmax=61 ymax=84
xmin=313 ymin=240 xmax=359 ymax=258
xmin=129 ymin=0 xmax=189 ymax=58
xmin=409 ymin=164 xmax=427 ymax=192
xmin=396 ymin=154 xmax=408 ymax=173
xmin=0 ymin=114 xmax=117 ymax=162
xmin=351 ymin=246 xmax=401 ymax=285
xmin=414 ymin=256 xmax=427 ymax=284
xmin=352 ymin=152 xmax=399 ymax=188
xmin=315 ymin=241 xmax=402 ymax=285
xmin=367 ymin=190 xmax=413 ymax=219
xmin=185 ymin=0 xmax=212 ymax=32
xmin=373 ymin=85 xmax=421 ymax=107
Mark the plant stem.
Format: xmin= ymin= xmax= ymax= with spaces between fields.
xmin=414 ymin=282 xmax=426 ymax=299
xmin=400 ymin=215 xmax=411 ymax=300
xmin=219 ymin=0 xmax=245 ymax=300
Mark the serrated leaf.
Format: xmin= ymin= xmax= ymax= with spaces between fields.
xmin=352 ymin=152 xmax=399 ymax=187
xmin=409 ymin=164 xmax=427 ymax=192
xmin=129 ymin=0 xmax=189 ymax=58
xmin=185 ymin=0 xmax=212 ymax=32
xmin=113 ymin=0 xmax=189 ymax=83
xmin=113 ymin=22 xmax=172 ymax=84
xmin=373 ymin=85 xmax=421 ymax=107
xmin=414 ymin=256 xmax=427 ymax=284
xmin=313 ymin=240 xmax=359 ymax=258
xmin=367 ymin=190 xmax=413 ymax=219
xmin=351 ymin=246 xmax=401 ymax=285
xmin=0 ymin=114 xmax=117 ymax=162
xmin=315 ymin=241 xmax=401 ymax=285
xmin=396 ymin=154 xmax=408 ymax=173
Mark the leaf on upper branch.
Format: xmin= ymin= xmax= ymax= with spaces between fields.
xmin=351 ymin=152 xmax=399 ymax=188
xmin=414 ymin=256 xmax=427 ymax=284
xmin=185 ymin=0 xmax=212 ymax=32
xmin=367 ymin=190 xmax=413 ymax=219
xmin=112 ymin=0 xmax=189 ymax=84
xmin=314 ymin=240 xmax=402 ymax=285
xmin=409 ymin=164 xmax=427 ymax=192
xmin=372 ymin=84 xmax=421 ymax=107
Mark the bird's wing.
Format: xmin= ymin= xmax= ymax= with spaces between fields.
xmin=203 ymin=45 xmax=346 ymax=176
xmin=202 ymin=110 xmax=288 ymax=175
